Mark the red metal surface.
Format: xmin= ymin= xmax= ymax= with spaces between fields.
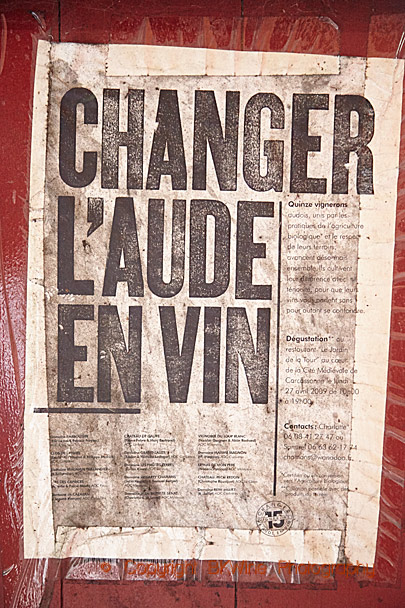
xmin=0 ymin=1 xmax=404 ymax=606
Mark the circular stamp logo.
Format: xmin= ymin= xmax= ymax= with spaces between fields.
xmin=256 ymin=501 xmax=293 ymax=536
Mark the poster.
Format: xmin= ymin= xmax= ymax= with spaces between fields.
xmin=24 ymin=41 xmax=404 ymax=565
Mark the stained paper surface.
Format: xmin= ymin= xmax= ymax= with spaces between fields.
xmin=24 ymin=42 xmax=404 ymax=564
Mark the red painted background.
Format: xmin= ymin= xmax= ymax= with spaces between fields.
xmin=0 ymin=1 xmax=404 ymax=606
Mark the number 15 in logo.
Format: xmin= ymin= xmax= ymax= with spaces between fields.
xmin=256 ymin=501 xmax=293 ymax=536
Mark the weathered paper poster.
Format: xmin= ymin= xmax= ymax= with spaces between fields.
xmin=24 ymin=42 xmax=404 ymax=564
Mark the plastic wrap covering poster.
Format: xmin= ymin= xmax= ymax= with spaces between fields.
xmin=24 ymin=41 xmax=403 ymax=565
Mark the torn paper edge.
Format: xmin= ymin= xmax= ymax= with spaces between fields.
xmin=345 ymin=57 xmax=404 ymax=565
xmin=24 ymin=39 xmax=54 ymax=557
